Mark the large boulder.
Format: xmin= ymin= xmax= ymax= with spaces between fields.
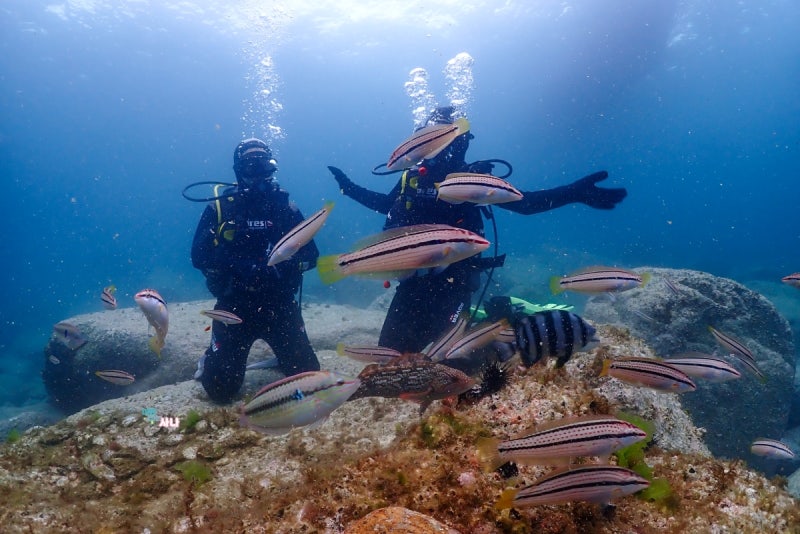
xmin=42 ymin=301 xmax=383 ymax=415
xmin=583 ymin=267 xmax=796 ymax=471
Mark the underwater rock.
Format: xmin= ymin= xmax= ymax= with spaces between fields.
xmin=584 ymin=267 xmax=796 ymax=469
xmin=344 ymin=506 xmax=460 ymax=534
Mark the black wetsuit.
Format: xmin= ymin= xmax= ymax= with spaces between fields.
xmin=191 ymin=185 xmax=320 ymax=403
xmin=339 ymin=161 xmax=607 ymax=354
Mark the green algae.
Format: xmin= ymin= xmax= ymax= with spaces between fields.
xmin=175 ymin=460 xmax=212 ymax=486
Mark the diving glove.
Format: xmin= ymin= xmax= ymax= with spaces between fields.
xmin=567 ymin=171 xmax=627 ymax=210
xmin=327 ymin=165 xmax=354 ymax=194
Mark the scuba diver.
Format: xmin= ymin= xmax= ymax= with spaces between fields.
xmin=327 ymin=105 xmax=627 ymax=357
xmin=190 ymin=138 xmax=320 ymax=403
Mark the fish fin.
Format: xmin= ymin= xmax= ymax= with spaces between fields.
xmin=454 ymin=117 xmax=470 ymax=135
xmin=640 ymin=272 xmax=652 ymax=286
xmin=599 ymin=359 xmax=612 ymax=377
xmin=336 ymin=342 xmax=346 ymax=356
xmin=495 ymin=488 xmax=519 ymax=510
xmin=316 ymin=255 xmax=346 ymax=284
xmin=148 ymin=336 xmax=164 ymax=358
xmin=549 ymin=276 xmax=564 ymax=295
xmin=476 ymin=437 xmax=503 ymax=473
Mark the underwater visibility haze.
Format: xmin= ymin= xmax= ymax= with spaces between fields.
xmin=1 ymin=0 xmax=799 ymax=461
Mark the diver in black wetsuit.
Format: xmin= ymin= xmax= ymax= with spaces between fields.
xmin=327 ymin=106 xmax=627 ymax=355
xmin=191 ymin=138 xmax=320 ymax=403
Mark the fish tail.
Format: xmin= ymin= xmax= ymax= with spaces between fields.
xmin=495 ymin=488 xmax=518 ymax=510
xmin=549 ymin=276 xmax=565 ymax=295
xmin=336 ymin=342 xmax=346 ymax=356
xmin=316 ymin=255 xmax=346 ymax=285
xmin=454 ymin=116 xmax=470 ymax=135
xmin=476 ymin=437 xmax=503 ymax=473
xmin=599 ymin=359 xmax=612 ymax=377
xmin=640 ymin=272 xmax=652 ymax=286
xmin=148 ymin=336 xmax=164 ymax=358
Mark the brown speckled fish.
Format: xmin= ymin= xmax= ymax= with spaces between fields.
xmin=349 ymin=358 xmax=476 ymax=415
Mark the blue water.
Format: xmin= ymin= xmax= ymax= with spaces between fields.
xmin=1 ymin=1 xmax=798 ymax=411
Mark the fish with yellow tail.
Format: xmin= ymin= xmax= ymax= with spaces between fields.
xmin=267 ymin=201 xmax=333 ymax=266
xmin=600 ymin=356 xmax=696 ymax=393
xmin=134 ymin=289 xmax=169 ymax=357
xmin=101 ymin=285 xmax=117 ymax=310
xmin=348 ymin=358 xmax=476 ymax=415
xmin=387 ymin=117 xmax=470 ymax=171
xmin=317 ymin=224 xmax=489 ymax=285
xmin=239 ymin=371 xmax=360 ymax=436
xmin=496 ymin=465 xmax=650 ymax=509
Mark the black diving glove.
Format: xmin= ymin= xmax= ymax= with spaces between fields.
xmin=567 ymin=171 xmax=627 ymax=210
xmin=327 ymin=165 xmax=354 ymax=194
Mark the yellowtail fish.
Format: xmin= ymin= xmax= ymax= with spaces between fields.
xmin=782 ymin=272 xmax=800 ymax=288
xmin=134 ymin=289 xmax=169 ymax=357
xmin=239 ymin=371 xmax=360 ymax=436
xmin=750 ymin=438 xmax=796 ymax=460
xmin=349 ymin=359 xmax=476 ymax=415
xmin=436 ymin=173 xmax=523 ymax=205
xmin=550 ymin=266 xmax=650 ymax=295
xmin=52 ymin=321 xmax=88 ymax=350
xmin=267 ymin=201 xmax=333 ymax=267
xmin=336 ymin=343 xmax=403 ymax=364
xmin=94 ymin=369 xmax=135 ymax=386
xmin=425 ymin=313 xmax=470 ymax=362
xmin=317 ymin=224 xmax=489 ymax=285
xmin=386 ymin=117 xmax=470 ymax=171
xmin=444 ymin=319 xmax=509 ymax=360
xmin=496 ymin=465 xmax=650 ymax=508
xmin=200 ymin=309 xmax=243 ymax=325
xmin=600 ymin=357 xmax=696 ymax=393
xmin=514 ymin=310 xmax=599 ymax=368
xmin=663 ymin=353 xmax=742 ymax=383
xmin=101 ymin=285 xmax=117 ymax=310
xmin=478 ymin=415 xmax=648 ymax=471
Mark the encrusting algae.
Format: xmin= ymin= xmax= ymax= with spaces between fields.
xmin=0 ymin=325 xmax=799 ymax=532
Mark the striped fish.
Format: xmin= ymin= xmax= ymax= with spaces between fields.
xmin=94 ymin=369 xmax=135 ymax=386
xmin=240 ymin=371 xmax=360 ymax=436
xmin=478 ymin=415 xmax=647 ymax=471
xmin=496 ymin=465 xmax=650 ymax=508
xmin=349 ymin=359 xmax=476 ymax=414
xmin=664 ymin=353 xmax=741 ymax=383
xmin=445 ymin=319 xmax=509 ymax=360
xmin=550 ymin=266 xmax=650 ymax=295
xmin=750 ymin=438 xmax=796 ymax=460
xmin=436 ymin=173 xmax=523 ymax=205
xmin=387 ymin=117 xmax=470 ymax=171
xmin=53 ymin=321 xmax=88 ymax=350
xmin=425 ymin=313 xmax=470 ymax=362
xmin=514 ymin=310 xmax=599 ymax=367
xmin=316 ymin=224 xmax=489 ymax=285
xmin=600 ymin=357 xmax=696 ymax=393
xmin=782 ymin=273 xmax=800 ymax=289
xmin=663 ymin=276 xmax=681 ymax=295
xmin=267 ymin=201 xmax=333 ymax=266
xmin=708 ymin=326 xmax=754 ymax=361
xmin=336 ymin=343 xmax=403 ymax=364
xmin=135 ymin=289 xmax=169 ymax=357
xmin=200 ymin=309 xmax=243 ymax=325
xmin=101 ymin=285 xmax=117 ymax=310
xmin=245 ymin=357 xmax=280 ymax=371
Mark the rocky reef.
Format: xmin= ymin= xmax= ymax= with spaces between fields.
xmin=583 ymin=267 xmax=797 ymax=473
xmin=3 ymin=321 xmax=799 ymax=532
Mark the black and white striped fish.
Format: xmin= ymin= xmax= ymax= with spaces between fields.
xmin=496 ymin=465 xmax=650 ymax=508
xmin=478 ymin=415 xmax=647 ymax=470
xmin=600 ymin=357 xmax=696 ymax=393
xmin=240 ymin=371 xmax=360 ymax=436
xmin=513 ymin=310 xmax=599 ymax=367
